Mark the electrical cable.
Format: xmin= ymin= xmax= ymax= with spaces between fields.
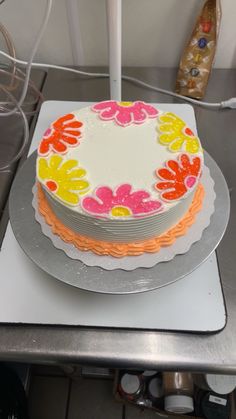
xmin=0 ymin=87 xmax=29 ymax=171
xmin=0 ymin=51 xmax=109 ymax=78
xmin=0 ymin=0 xmax=52 ymax=117
xmin=0 ymin=50 xmax=235 ymax=110
xmin=0 ymin=68 xmax=44 ymax=110
xmin=122 ymin=75 xmax=221 ymax=109
xmin=0 ymin=21 xmax=42 ymax=106
xmin=0 ymin=8 xmax=47 ymax=171
xmin=0 ymin=23 xmax=44 ymax=111
xmin=16 ymin=67 xmax=44 ymax=104
xmin=0 ymin=22 xmax=18 ymax=91
xmin=0 ymin=1 xmax=50 ymax=170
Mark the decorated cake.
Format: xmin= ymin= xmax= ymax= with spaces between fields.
xmin=36 ymin=101 xmax=204 ymax=257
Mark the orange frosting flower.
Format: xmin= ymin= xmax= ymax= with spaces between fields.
xmin=155 ymin=153 xmax=202 ymax=201
xmin=38 ymin=113 xmax=83 ymax=156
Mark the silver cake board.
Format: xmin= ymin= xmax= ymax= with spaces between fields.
xmin=0 ymin=101 xmax=227 ymax=332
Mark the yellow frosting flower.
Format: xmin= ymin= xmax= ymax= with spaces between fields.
xmin=37 ymin=155 xmax=89 ymax=205
xmin=157 ymin=112 xmax=201 ymax=154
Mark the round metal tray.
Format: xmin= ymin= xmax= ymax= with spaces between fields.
xmin=9 ymin=151 xmax=230 ymax=294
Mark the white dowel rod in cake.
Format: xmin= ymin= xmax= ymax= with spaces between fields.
xmin=106 ymin=0 xmax=122 ymax=101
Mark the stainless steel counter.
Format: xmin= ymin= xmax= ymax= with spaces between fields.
xmin=0 ymin=68 xmax=236 ymax=372
xmin=0 ymin=69 xmax=46 ymax=245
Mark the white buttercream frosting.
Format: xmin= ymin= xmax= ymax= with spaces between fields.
xmin=36 ymin=103 xmax=203 ymax=243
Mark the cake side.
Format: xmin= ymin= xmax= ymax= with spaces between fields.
xmin=43 ymin=186 xmax=195 ymax=242
xmin=37 ymin=183 xmax=205 ymax=257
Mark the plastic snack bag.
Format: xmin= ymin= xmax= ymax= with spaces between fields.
xmin=175 ymin=0 xmax=221 ymax=99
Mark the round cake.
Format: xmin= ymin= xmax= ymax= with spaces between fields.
xmin=36 ymin=101 xmax=204 ymax=256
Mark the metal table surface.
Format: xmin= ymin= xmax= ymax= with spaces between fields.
xmin=0 ymin=68 xmax=236 ymax=373
xmin=0 ymin=69 xmax=46 ymax=245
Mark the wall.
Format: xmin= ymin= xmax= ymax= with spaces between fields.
xmin=0 ymin=0 xmax=236 ymax=68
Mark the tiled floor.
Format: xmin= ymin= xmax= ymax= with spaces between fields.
xmin=29 ymin=375 xmax=70 ymax=419
xmin=28 ymin=365 xmax=236 ymax=419
xmin=68 ymin=378 xmax=123 ymax=419
xmin=28 ymin=365 xmax=163 ymax=419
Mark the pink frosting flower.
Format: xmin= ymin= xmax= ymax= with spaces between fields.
xmin=81 ymin=184 xmax=163 ymax=218
xmin=92 ymin=101 xmax=158 ymax=127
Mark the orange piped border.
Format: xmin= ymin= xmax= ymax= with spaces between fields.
xmin=37 ymin=183 xmax=205 ymax=258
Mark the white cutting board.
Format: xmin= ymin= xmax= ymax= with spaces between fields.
xmin=0 ymin=102 xmax=226 ymax=332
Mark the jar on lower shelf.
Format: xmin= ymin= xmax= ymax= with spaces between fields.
xmin=119 ymin=373 xmax=144 ymax=402
xmin=193 ymin=373 xmax=236 ymax=395
xmin=163 ymin=372 xmax=194 ymax=414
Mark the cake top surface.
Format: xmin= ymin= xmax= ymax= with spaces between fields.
xmin=36 ymin=101 xmax=203 ymax=219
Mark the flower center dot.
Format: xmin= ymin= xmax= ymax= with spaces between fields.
xmin=118 ymin=101 xmax=133 ymax=107
xmin=186 ymin=176 xmax=196 ymax=188
xmin=111 ymin=206 xmax=131 ymax=217
xmin=184 ymin=127 xmax=194 ymax=136
xmin=46 ymin=180 xmax=58 ymax=192
xmin=44 ymin=128 xmax=52 ymax=137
